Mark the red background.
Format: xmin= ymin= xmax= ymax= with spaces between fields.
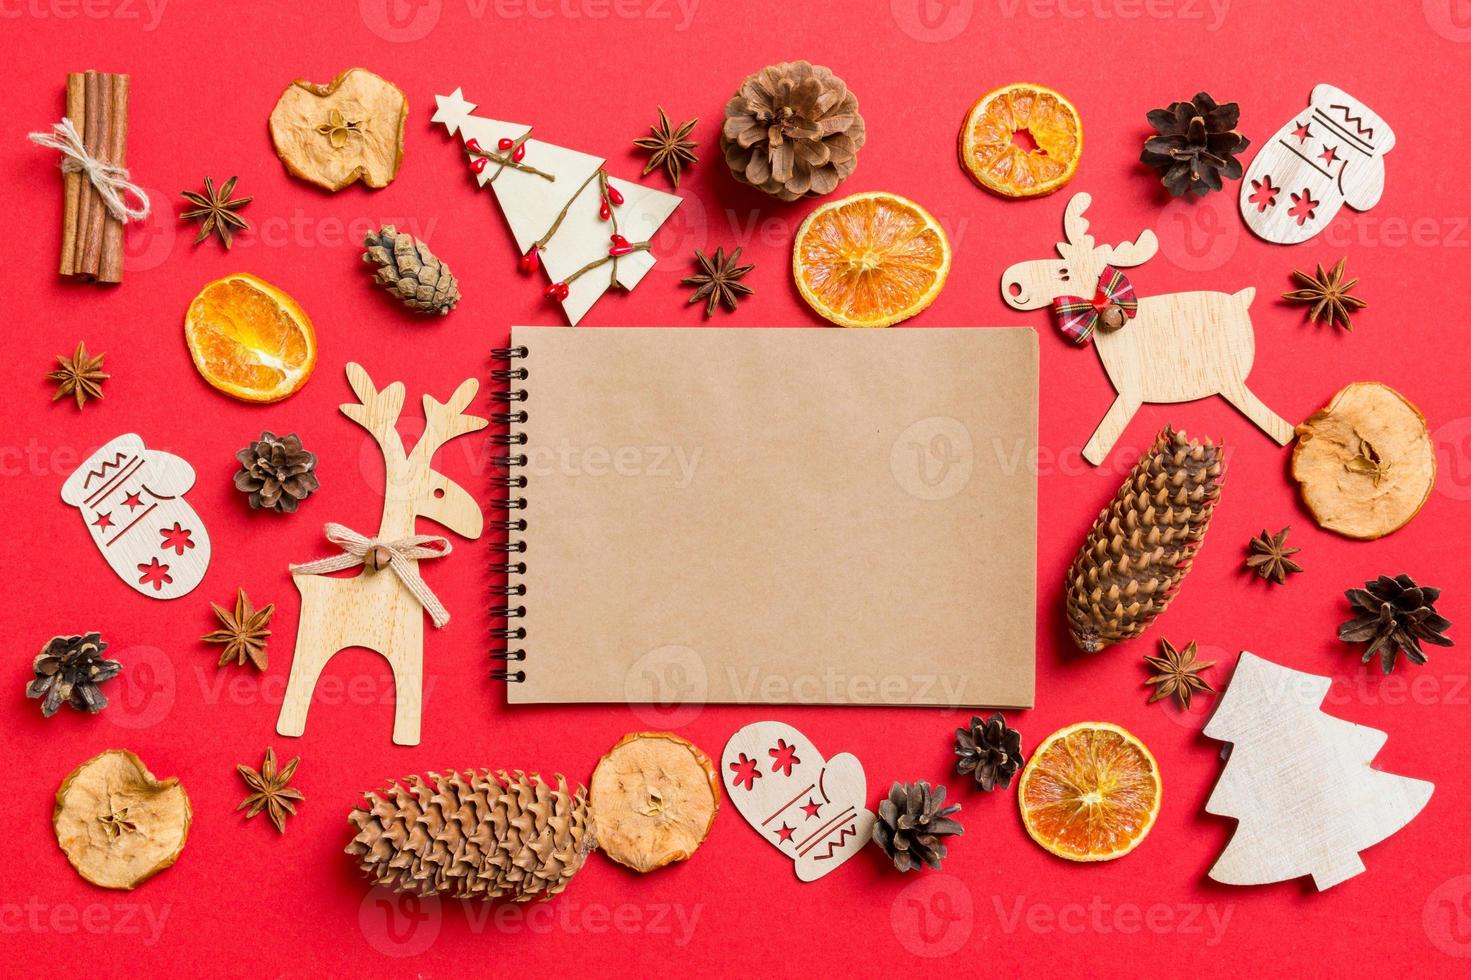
xmin=6 ymin=0 xmax=1471 ymax=975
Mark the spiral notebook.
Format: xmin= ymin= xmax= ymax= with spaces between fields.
xmin=492 ymin=326 xmax=1038 ymax=708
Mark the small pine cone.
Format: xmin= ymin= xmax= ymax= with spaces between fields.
xmin=954 ymin=713 xmax=1024 ymax=791
xmin=362 ymin=225 xmax=460 ymax=315
xmin=872 ymin=781 xmax=963 ymax=872
xmin=233 ymin=431 xmax=319 ymax=514
xmin=28 ymin=633 xmax=120 ymax=717
xmin=721 ymin=61 xmax=866 ymax=201
xmin=1065 ymin=428 xmax=1224 ymax=652
xmin=1339 ymin=574 xmax=1454 ymax=673
xmin=347 ymin=770 xmax=596 ymax=903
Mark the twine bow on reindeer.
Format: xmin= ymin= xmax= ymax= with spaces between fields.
xmin=28 ymin=117 xmax=151 ymax=222
xmin=290 ymin=523 xmax=454 ymax=628
xmin=1052 ymin=265 xmax=1138 ymax=345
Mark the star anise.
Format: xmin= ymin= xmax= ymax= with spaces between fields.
xmin=237 ymin=747 xmax=303 ymax=834
xmin=202 ymin=588 xmax=274 ymax=671
xmin=682 ymin=246 xmax=754 ymax=316
xmin=1144 ymin=638 xmax=1216 ymax=709
xmin=633 ymin=107 xmax=698 ymax=187
xmin=1246 ymin=526 xmax=1303 ymax=585
xmin=1283 ymin=256 xmax=1366 ymax=331
xmin=180 ymin=176 xmax=252 ymax=249
xmin=316 ymin=108 xmax=362 ymax=148
xmin=47 ymin=341 xmax=109 ymax=409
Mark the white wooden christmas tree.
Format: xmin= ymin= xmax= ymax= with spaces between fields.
xmin=432 ymin=88 xmax=682 ymax=325
xmin=1204 ymin=651 xmax=1433 ymax=890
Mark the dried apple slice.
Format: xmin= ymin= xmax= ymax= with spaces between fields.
xmin=1292 ymin=382 xmax=1435 ymax=540
xmin=590 ymin=732 xmax=720 ymax=873
xmin=54 ymin=750 xmax=192 ymax=890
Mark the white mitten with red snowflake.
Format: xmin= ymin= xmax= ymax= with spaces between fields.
xmin=61 ymin=434 xmax=211 ymax=600
xmin=1240 ymin=84 xmax=1394 ymax=244
xmin=722 ymin=721 xmax=875 ymax=882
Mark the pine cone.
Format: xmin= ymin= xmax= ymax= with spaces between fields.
xmin=1065 ymin=428 xmax=1224 ymax=652
xmin=28 ymin=633 xmax=120 ymax=717
xmin=721 ymin=61 xmax=866 ymax=201
xmin=347 ymin=770 xmax=595 ymax=903
xmin=1339 ymin=574 xmax=1454 ymax=673
xmin=872 ymin=781 xmax=963 ymax=872
xmin=954 ymin=713 xmax=1024 ymax=791
xmin=233 ymin=431 xmax=319 ymax=514
xmin=362 ymin=225 xmax=460 ymax=315
xmin=1141 ymin=92 xmax=1249 ymax=197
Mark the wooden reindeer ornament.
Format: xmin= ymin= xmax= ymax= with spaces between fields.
xmin=1001 ymin=193 xmax=1292 ymax=465
xmin=278 ymin=363 xmax=486 ymax=746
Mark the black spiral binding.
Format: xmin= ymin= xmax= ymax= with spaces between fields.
xmin=489 ymin=346 xmax=528 ymax=683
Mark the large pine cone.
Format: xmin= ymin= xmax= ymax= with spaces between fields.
xmin=721 ymin=61 xmax=866 ymax=201
xmin=362 ymin=225 xmax=460 ymax=315
xmin=1066 ymin=428 xmax=1224 ymax=652
xmin=233 ymin=431 xmax=319 ymax=514
xmin=872 ymin=781 xmax=963 ymax=873
xmin=347 ymin=770 xmax=595 ymax=903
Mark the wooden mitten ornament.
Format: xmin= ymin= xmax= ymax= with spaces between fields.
xmin=1204 ymin=651 xmax=1433 ymax=890
xmin=61 ymin=434 xmax=211 ymax=599
xmin=1240 ymin=85 xmax=1393 ymax=245
xmin=431 ymin=88 xmax=681 ymax=325
xmin=721 ymin=721 xmax=875 ymax=881
xmin=277 ymin=363 xmax=486 ymax=746
xmin=1001 ymin=193 xmax=1291 ymax=464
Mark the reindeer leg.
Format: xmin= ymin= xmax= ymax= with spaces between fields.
xmin=1220 ymin=383 xmax=1294 ymax=446
xmin=277 ymin=594 xmax=336 ymax=738
xmin=1083 ymin=392 xmax=1142 ymax=465
xmin=387 ymin=613 xmax=424 ymax=747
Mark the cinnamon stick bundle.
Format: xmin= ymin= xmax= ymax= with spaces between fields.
xmin=58 ymin=70 xmax=131 ymax=284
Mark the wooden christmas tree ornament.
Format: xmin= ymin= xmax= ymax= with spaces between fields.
xmin=1001 ymin=193 xmax=1291 ymax=464
xmin=1204 ymin=651 xmax=1433 ymax=890
xmin=721 ymin=721 xmax=875 ymax=882
xmin=277 ymin=363 xmax=486 ymax=746
xmin=431 ymin=88 xmax=682 ymax=325
xmin=1239 ymin=85 xmax=1393 ymax=245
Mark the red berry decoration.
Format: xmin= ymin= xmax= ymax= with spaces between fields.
xmin=608 ymin=234 xmax=633 ymax=256
xmin=545 ymin=282 xmax=570 ymax=301
xmin=465 ymin=138 xmax=484 ymax=154
xmin=607 ymin=186 xmax=625 ymax=206
xmin=520 ymin=248 xmax=540 ymax=273
xmin=599 ymin=200 xmax=611 ymax=221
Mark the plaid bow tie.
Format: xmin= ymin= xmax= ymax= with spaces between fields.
xmin=1051 ymin=266 xmax=1138 ymax=344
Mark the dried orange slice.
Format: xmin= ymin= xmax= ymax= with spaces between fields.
xmin=184 ymin=273 xmax=317 ymax=402
xmin=1018 ymin=722 xmax=1161 ymax=862
xmin=792 ymin=191 xmax=951 ymax=328
xmin=960 ymin=84 xmax=1082 ymax=198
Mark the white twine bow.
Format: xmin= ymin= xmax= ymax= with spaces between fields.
xmin=28 ymin=117 xmax=151 ymax=223
xmin=290 ymin=523 xmax=454 ymax=628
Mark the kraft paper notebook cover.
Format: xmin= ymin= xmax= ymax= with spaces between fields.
xmin=494 ymin=327 xmax=1038 ymax=708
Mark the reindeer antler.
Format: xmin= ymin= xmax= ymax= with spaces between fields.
xmin=409 ymin=376 xmax=488 ymax=466
xmin=1061 ymin=192 xmax=1095 ymax=257
xmin=342 ymin=362 xmax=408 ymax=464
